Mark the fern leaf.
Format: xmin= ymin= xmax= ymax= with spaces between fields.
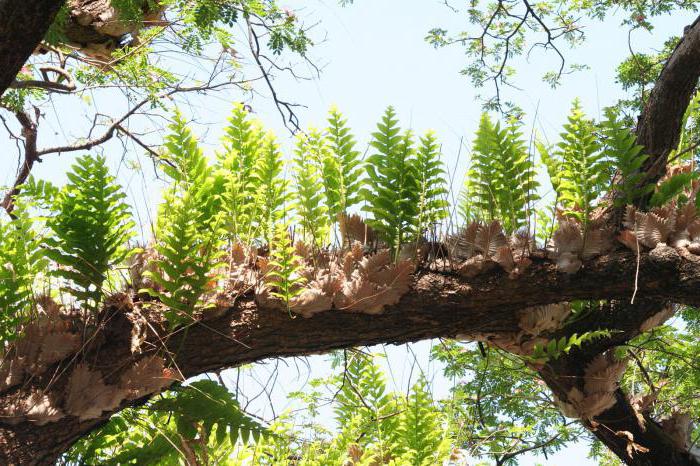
xmin=362 ymin=107 xmax=420 ymax=257
xmin=293 ymin=129 xmax=330 ymax=247
xmin=325 ymin=107 xmax=363 ymax=218
xmin=45 ymin=154 xmax=134 ymax=309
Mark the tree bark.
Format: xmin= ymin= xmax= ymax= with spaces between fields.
xmin=634 ymin=16 xmax=700 ymax=207
xmin=0 ymin=0 xmax=65 ymax=98
xmin=1 ymin=247 xmax=700 ymax=464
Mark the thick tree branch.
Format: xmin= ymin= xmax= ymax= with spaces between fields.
xmin=0 ymin=0 xmax=65 ymax=97
xmin=1 ymin=246 xmax=700 ymax=463
xmin=634 ymin=15 xmax=700 ymax=206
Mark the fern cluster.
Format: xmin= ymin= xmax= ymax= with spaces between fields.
xmin=0 ymin=202 xmax=46 ymax=344
xmin=538 ymin=100 xmax=609 ymax=224
xmin=461 ymin=113 xmax=539 ymax=233
xmin=146 ymin=111 xmax=227 ymax=326
xmin=45 ymin=155 xmax=134 ymax=309
xmin=293 ymin=129 xmax=330 ymax=247
xmin=363 ymin=107 xmax=449 ymax=256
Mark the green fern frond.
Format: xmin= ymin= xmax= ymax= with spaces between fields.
xmin=0 ymin=201 xmax=47 ymax=344
xmin=600 ymin=108 xmax=652 ymax=207
xmin=545 ymin=100 xmax=608 ymax=223
xmin=362 ymin=107 xmax=420 ymax=256
xmin=266 ymin=223 xmax=306 ymax=307
xmin=465 ymin=113 xmax=539 ymax=232
xmin=650 ymin=172 xmax=699 ymax=207
xmin=146 ymin=111 xmax=226 ymax=327
xmin=396 ymin=377 xmax=444 ymax=466
xmin=217 ymin=103 xmax=265 ymax=239
xmin=293 ymin=129 xmax=330 ymax=247
xmin=528 ymin=329 xmax=613 ymax=363
xmin=45 ymin=154 xmax=134 ymax=309
xmin=150 ymin=380 xmax=267 ymax=446
xmin=415 ymin=131 xmax=449 ymax=237
xmin=253 ymin=133 xmax=288 ymax=244
xmin=324 ymin=107 xmax=363 ymax=218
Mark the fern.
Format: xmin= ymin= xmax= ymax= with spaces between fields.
xmin=541 ymin=100 xmax=608 ymax=223
xmin=415 ymin=131 xmax=449 ymax=237
xmin=45 ymin=154 xmax=134 ymax=309
xmin=293 ymin=129 xmax=330 ymax=247
xmin=324 ymin=107 xmax=363 ymax=218
xmin=266 ymin=223 xmax=306 ymax=307
xmin=396 ymin=377 xmax=445 ymax=466
xmin=150 ymin=380 xmax=267 ymax=445
xmin=0 ymin=201 xmax=46 ymax=344
xmin=463 ymin=113 xmax=539 ymax=233
xmin=362 ymin=107 xmax=420 ymax=256
xmin=68 ymin=380 xmax=266 ymax=465
xmin=334 ymin=352 xmax=400 ymax=456
xmin=528 ymin=329 xmax=613 ymax=363
xmin=217 ymin=103 xmax=265 ymax=240
xmin=650 ymin=172 xmax=699 ymax=207
xmin=146 ymin=111 xmax=226 ymax=327
xmin=252 ymin=133 xmax=288 ymax=244
xmin=600 ymin=108 xmax=651 ymax=206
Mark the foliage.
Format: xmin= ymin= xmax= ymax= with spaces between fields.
xmin=144 ymin=111 xmax=226 ymax=326
xmin=362 ymin=107 xmax=420 ymax=256
xmin=66 ymin=380 xmax=267 ymax=465
xmin=0 ymin=202 xmax=46 ymax=344
xmin=600 ymin=108 xmax=651 ymax=206
xmin=293 ymin=129 xmax=330 ymax=247
xmin=45 ymin=155 xmax=134 ymax=309
xmin=253 ymin=134 xmax=289 ymax=244
xmin=414 ymin=131 xmax=449 ymax=237
xmin=217 ymin=103 xmax=266 ymax=240
xmin=461 ymin=113 xmax=539 ymax=232
xmin=528 ymin=330 xmax=614 ymax=363
xmin=538 ymin=100 xmax=609 ymax=224
xmin=323 ymin=107 xmax=363 ymax=220
xmin=265 ymin=223 xmax=306 ymax=307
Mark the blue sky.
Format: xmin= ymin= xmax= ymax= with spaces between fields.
xmin=1 ymin=1 xmax=696 ymax=464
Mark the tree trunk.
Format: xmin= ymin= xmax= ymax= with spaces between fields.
xmin=0 ymin=0 xmax=65 ymax=97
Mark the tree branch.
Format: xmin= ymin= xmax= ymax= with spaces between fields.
xmin=2 ymin=245 xmax=700 ymax=463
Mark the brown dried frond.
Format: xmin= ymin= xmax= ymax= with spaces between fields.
xmin=475 ymin=221 xmax=507 ymax=257
xmin=127 ymin=247 xmax=161 ymax=291
xmin=675 ymin=202 xmax=697 ymax=232
xmin=617 ymin=230 xmax=640 ymax=253
xmin=65 ymin=364 xmax=127 ymax=420
xmin=23 ymin=390 xmax=63 ymax=425
xmin=633 ymin=211 xmax=674 ymax=248
xmin=342 ymin=242 xmax=365 ymax=278
xmin=556 ymin=252 xmax=582 ymax=274
xmin=335 ymin=257 xmax=413 ymax=315
xmin=639 ymin=306 xmax=676 ymax=332
xmin=518 ymin=303 xmax=571 ymax=336
xmin=456 ymin=255 xmax=494 ymax=278
xmin=451 ymin=222 xmax=480 ymax=260
xmin=584 ymin=352 xmax=628 ymax=395
xmin=119 ymin=356 xmax=172 ymax=400
xmin=339 ymin=213 xmax=376 ymax=245
xmin=289 ymin=286 xmax=335 ymax=318
xmin=559 ymin=386 xmax=617 ymax=420
xmin=494 ymin=246 xmax=515 ymax=272
xmin=660 ymin=412 xmax=692 ymax=450
xmin=0 ymin=389 xmax=63 ymax=425
xmin=582 ymin=228 xmax=612 ymax=259
xmin=623 ymin=205 xmax=637 ymax=230
xmin=553 ymin=220 xmax=583 ymax=254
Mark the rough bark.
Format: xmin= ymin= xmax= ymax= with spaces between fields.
xmin=1 ymin=247 xmax=700 ymax=464
xmin=634 ymin=16 xmax=700 ymax=206
xmin=0 ymin=0 xmax=65 ymax=98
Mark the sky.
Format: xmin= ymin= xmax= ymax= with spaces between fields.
xmin=1 ymin=1 xmax=697 ymax=464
